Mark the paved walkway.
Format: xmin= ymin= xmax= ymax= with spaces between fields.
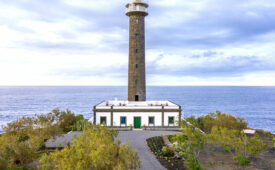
xmin=117 ymin=130 xmax=180 ymax=170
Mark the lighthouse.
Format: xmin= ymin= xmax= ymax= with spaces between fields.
xmin=126 ymin=0 xmax=148 ymax=101
xmin=92 ymin=0 xmax=182 ymax=130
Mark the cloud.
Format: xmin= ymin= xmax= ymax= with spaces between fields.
xmin=0 ymin=0 xmax=275 ymax=85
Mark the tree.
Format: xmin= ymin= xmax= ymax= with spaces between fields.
xmin=39 ymin=125 xmax=141 ymax=170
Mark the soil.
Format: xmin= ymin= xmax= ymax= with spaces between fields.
xmin=148 ymin=132 xmax=275 ymax=170
xmin=198 ymin=132 xmax=275 ymax=170
xmin=146 ymin=136 xmax=186 ymax=170
xmin=198 ymin=144 xmax=275 ymax=170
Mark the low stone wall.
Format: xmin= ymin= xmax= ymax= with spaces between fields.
xmin=146 ymin=127 xmax=181 ymax=131
xmin=162 ymin=135 xmax=181 ymax=159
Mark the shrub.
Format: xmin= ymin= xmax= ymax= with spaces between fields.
xmin=0 ymin=109 xmax=87 ymax=168
xmin=75 ymin=114 xmax=84 ymax=121
xmin=39 ymin=125 xmax=141 ymax=170
xmin=233 ymin=155 xmax=250 ymax=165
xmin=185 ymin=111 xmax=248 ymax=133
xmin=208 ymin=161 xmax=214 ymax=166
xmin=223 ymin=144 xmax=231 ymax=152
xmin=0 ymin=111 xmax=63 ymax=167
xmin=167 ymin=134 xmax=187 ymax=144
xmin=6 ymin=165 xmax=28 ymax=170
xmin=161 ymin=146 xmax=174 ymax=157
xmin=167 ymin=135 xmax=175 ymax=142
xmin=218 ymin=161 xmax=224 ymax=165
xmin=185 ymin=155 xmax=203 ymax=170
xmin=73 ymin=119 xmax=91 ymax=131
xmin=147 ymin=136 xmax=164 ymax=156
xmin=256 ymin=129 xmax=271 ymax=135
xmin=209 ymin=127 xmax=265 ymax=166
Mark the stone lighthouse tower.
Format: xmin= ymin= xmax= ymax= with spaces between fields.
xmin=126 ymin=0 xmax=148 ymax=101
xmin=92 ymin=0 xmax=181 ymax=130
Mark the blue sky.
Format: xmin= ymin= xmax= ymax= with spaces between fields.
xmin=0 ymin=0 xmax=275 ymax=86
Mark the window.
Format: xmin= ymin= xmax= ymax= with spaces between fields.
xmin=136 ymin=19 xmax=139 ymax=24
xmin=135 ymin=95 xmax=139 ymax=101
xmin=135 ymin=64 xmax=138 ymax=68
xmin=120 ymin=117 xmax=126 ymax=125
xmin=135 ymin=49 xmax=138 ymax=53
xmin=135 ymin=34 xmax=139 ymax=38
xmin=169 ymin=117 xmax=174 ymax=124
xmin=100 ymin=117 xmax=106 ymax=124
xmin=135 ymin=80 xmax=138 ymax=84
xmin=149 ymin=117 xmax=154 ymax=124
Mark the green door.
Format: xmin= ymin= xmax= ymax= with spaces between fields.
xmin=134 ymin=117 xmax=141 ymax=129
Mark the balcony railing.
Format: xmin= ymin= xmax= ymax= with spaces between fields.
xmin=130 ymin=0 xmax=148 ymax=4
xmin=126 ymin=4 xmax=148 ymax=13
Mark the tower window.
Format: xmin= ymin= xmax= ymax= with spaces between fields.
xmin=135 ymin=80 xmax=138 ymax=84
xmin=135 ymin=34 xmax=139 ymax=38
xmin=136 ymin=19 xmax=139 ymax=24
xmin=135 ymin=49 xmax=138 ymax=53
xmin=135 ymin=64 xmax=138 ymax=68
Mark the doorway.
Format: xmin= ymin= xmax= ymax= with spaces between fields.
xmin=135 ymin=95 xmax=139 ymax=101
xmin=134 ymin=117 xmax=141 ymax=129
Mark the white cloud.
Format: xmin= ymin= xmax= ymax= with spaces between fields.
xmin=0 ymin=0 xmax=275 ymax=85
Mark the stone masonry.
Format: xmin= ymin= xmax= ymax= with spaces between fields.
xmin=127 ymin=12 xmax=147 ymax=101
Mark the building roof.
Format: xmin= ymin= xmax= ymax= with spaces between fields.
xmin=45 ymin=131 xmax=82 ymax=148
xmin=94 ymin=100 xmax=181 ymax=110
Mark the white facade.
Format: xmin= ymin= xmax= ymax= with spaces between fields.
xmin=93 ymin=100 xmax=182 ymax=129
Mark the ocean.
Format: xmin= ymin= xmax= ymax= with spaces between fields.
xmin=0 ymin=86 xmax=274 ymax=133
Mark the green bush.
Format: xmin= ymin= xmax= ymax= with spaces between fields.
xmin=223 ymin=145 xmax=231 ymax=152
xmin=161 ymin=146 xmax=174 ymax=157
xmin=147 ymin=136 xmax=165 ymax=156
xmin=167 ymin=135 xmax=175 ymax=142
xmin=208 ymin=161 xmax=214 ymax=166
xmin=75 ymin=114 xmax=84 ymax=121
xmin=255 ymin=129 xmax=271 ymax=135
xmin=186 ymin=155 xmax=204 ymax=170
xmin=6 ymin=165 xmax=28 ymax=170
xmin=167 ymin=134 xmax=187 ymax=143
xmin=218 ymin=161 xmax=224 ymax=165
xmin=0 ymin=109 xmax=88 ymax=168
xmin=184 ymin=111 xmax=248 ymax=133
xmin=73 ymin=119 xmax=91 ymax=131
xmin=233 ymin=155 xmax=250 ymax=165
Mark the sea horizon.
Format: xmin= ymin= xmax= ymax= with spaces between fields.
xmin=0 ymin=86 xmax=274 ymax=133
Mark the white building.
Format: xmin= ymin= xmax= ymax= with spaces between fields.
xmin=92 ymin=100 xmax=181 ymax=130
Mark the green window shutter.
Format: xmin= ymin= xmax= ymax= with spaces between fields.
xmin=149 ymin=117 xmax=154 ymax=124
xmin=100 ymin=117 xmax=106 ymax=124
xmin=169 ymin=117 xmax=174 ymax=124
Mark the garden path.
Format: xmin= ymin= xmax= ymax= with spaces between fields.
xmin=117 ymin=130 xmax=180 ymax=170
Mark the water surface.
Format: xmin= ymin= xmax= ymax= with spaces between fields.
xmin=0 ymin=86 xmax=274 ymax=133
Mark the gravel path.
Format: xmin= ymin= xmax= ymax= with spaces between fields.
xmin=117 ymin=130 xmax=180 ymax=170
